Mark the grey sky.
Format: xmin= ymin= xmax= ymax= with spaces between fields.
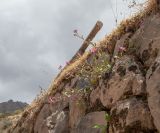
xmin=0 ymin=0 xmax=145 ymax=103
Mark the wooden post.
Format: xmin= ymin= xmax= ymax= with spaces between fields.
xmin=70 ymin=21 xmax=103 ymax=63
xmin=55 ymin=21 xmax=103 ymax=79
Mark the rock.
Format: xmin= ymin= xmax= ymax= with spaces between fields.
xmin=112 ymin=56 xmax=142 ymax=75
xmin=100 ymin=72 xmax=133 ymax=108
xmin=100 ymin=56 xmax=145 ymax=108
xmin=34 ymin=93 xmax=69 ymax=133
xmin=69 ymin=95 xmax=87 ymax=129
xmin=46 ymin=111 xmax=59 ymax=131
xmin=146 ymin=58 xmax=160 ymax=132
xmin=64 ymin=77 xmax=80 ymax=90
xmin=76 ymin=78 xmax=90 ymax=89
xmin=129 ymin=13 xmax=160 ymax=67
xmin=34 ymin=104 xmax=51 ymax=133
xmin=73 ymin=111 xmax=106 ymax=133
xmin=47 ymin=111 xmax=69 ymax=133
xmin=132 ymin=74 xmax=146 ymax=96
xmin=113 ymin=33 xmax=132 ymax=57
xmin=110 ymin=98 xmax=155 ymax=133
xmin=90 ymin=86 xmax=100 ymax=105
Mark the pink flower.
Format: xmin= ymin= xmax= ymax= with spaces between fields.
xmin=118 ymin=46 xmax=126 ymax=52
xmin=58 ymin=65 xmax=63 ymax=70
xmin=48 ymin=96 xmax=56 ymax=104
xmin=90 ymin=47 xmax=97 ymax=53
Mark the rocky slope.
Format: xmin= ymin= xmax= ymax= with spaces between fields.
xmin=7 ymin=1 xmax=160 ymax=133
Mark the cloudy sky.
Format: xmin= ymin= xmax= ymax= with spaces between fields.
xmin=0 ymin=0 xmax=145 ymax=103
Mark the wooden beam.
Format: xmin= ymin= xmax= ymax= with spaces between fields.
xmin=55 ymin=21 xmax=103 ymax=79
xmin=70 ymin=21 xmax=103 ymax=63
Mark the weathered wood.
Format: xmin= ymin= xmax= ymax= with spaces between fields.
xmin=70 ymin=21 xmax=103 ymax=63
xmin=55 ymin=21 xmax=103 ymax=79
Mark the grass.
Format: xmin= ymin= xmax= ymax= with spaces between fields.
xmin=93 ymin=112 xmax=111 ymax=133
xmin=0 ymin=109 xmax=23 ymax=131
xmin=0 ymin=109 xmax=23 ymax=120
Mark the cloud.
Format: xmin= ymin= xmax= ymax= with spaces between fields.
xmin=0 ymin=0 xmax=110 ymax=103
xmin=0 ymin=0 xmax=145 ymax=103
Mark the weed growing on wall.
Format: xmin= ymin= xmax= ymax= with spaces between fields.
xmin=93 ymin=112 xmax=111 ymax=133
xmin=73 ymin=30 xmax=112 ymax=86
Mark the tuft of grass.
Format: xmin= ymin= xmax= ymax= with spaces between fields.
xmin=77 ymin=50 xmax=111 ymax=87
xmin=0 ymin=109 xmax=23 ymax=131
xmin=93 ymin=112 xmax=111 ymax=133
xmin=0 ymin=109 xmax=23 ymax=119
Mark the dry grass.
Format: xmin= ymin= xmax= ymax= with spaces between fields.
xmin=11 ymin=0 xmax=159 ymax=130
xmin=0 ymin=110 xmax=23 ymax=130
xmin=27 ymin=0 xmax=157 ymax=109
xmin=96 ymin=0 xmax=157 ymax=50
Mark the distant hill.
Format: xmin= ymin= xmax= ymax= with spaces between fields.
xmin=0 ymin=100 xmax=28 ymax=114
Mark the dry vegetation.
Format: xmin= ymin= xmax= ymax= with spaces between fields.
xmin=10 ymin=0 xmax=159 ymax=130
xmin=0 ymin=109 xmax=23 ymax=131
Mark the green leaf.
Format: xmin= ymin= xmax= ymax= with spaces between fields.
xmin=93 ymin=124 xmax=101 ymax=129
xmin=105 ymin=113 xmax=111 ymax=122
xmin=93 ymin=124 xmax=106 ymax=129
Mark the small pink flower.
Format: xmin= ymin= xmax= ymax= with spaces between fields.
xmin=48 ymin=96 xmax=56 ymax=104
xmin=119 ymin=46 xmax=126 ymax=52
xmin=90 ymin=47 xmax=97 ymax=53
xmin=58 ymin=65 xmax=63 ymax=70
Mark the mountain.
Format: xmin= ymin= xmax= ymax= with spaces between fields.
xmin=0 ymin=100 xmax=28 ymax=133
xmin=0 ymin=100 xmax=28 ymax=114
xmin=6 ymin=0 xmax=160 ymax=133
